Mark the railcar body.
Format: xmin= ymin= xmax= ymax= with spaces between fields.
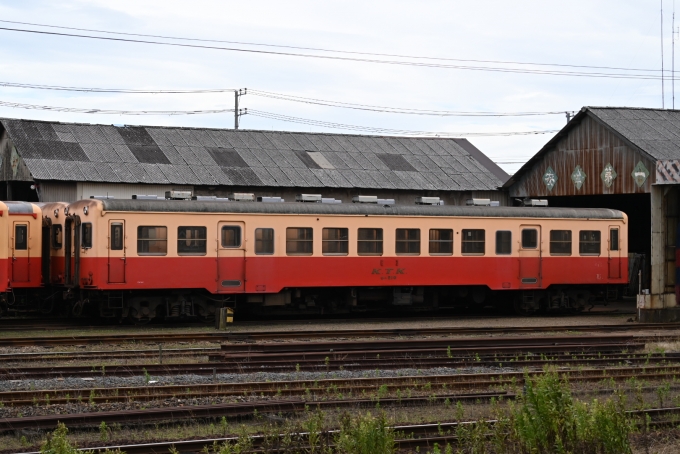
xmin=62 ymin=199 xmax=627 ymax=322
xmin=0 ymin=201 xmax=46 ymax=314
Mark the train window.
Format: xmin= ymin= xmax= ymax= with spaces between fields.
xmin=396 ymin=229 xmax=420 ymax=255
xmin=521 ymin=229 xmax=538 ymax=249
xmin=14 ymin=225 xmax=27 ymax=250
xmin=461 ymin=229 xmax=485 ymax=255
xmin=51 ymin=224 xmax=63 ymax=249
xmin=495 ymin=231 xmax=511 ymax=255
xmin=255 ymin=228 xmax=274 ymax=255
xmin=579 ymin=230 xmax=601 ymax=255
xmin=110 ymin=223 xmax=124 ymax=251
xmin=429 ymin=229 xmax=453 ymax=255
xmin=610 ymin=229 xmax=619 ymax=251
xmin=358 ymin=228 xmax=383 ymax=255
xmin=322 ymin=228 xmax=348 ymax=255
xmin=178 ymin=226 xmax=207 ymax=255
xmin=550 ymin=230 xmax=572 ymax=255
xmin=286 ymin=227 xmax=313 ymax=255
xmin=81 ymin=223 xmax=92 ymax=249
xmin=138 ymin=226 xmax=168 ymax=255
xmin=221 ymin=226 xmax=242 ymax=248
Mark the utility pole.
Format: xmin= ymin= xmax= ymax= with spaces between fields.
xmin=234 ymin=88 xmax=248 ymax=129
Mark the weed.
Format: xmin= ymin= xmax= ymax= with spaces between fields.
xmin=335 ymin=411 xmax=395 ymax=454
xmin=99 ymin=421 xmax=109 ymax=442
xmin=143 ymin=368 xmax=151 ymax=384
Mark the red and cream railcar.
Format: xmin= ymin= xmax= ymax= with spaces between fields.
xmin=0 ymin=202 xmax=44 ymax=313
xmin=62 ymin=199 xmax=627 ymax=322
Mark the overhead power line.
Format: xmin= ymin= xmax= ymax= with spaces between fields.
xmin=0 ymin=81 xmax=233 ymax=93
xmin=0 ymin=19 xmax=666 ymax=74
xmin=0 ymin=81 xmax=569 ymax=117
xmin=0 ymin=99 xmax=559 ymax=136
xmin=0 ymin=100 xmax=233 ymax=115
xmin=249 ymin=90 xmax=565 ymax=116
xmin=247 ymin=109 xmax=559 ymax=137
xmin=0 ymin=24 xmax=672 ymax=80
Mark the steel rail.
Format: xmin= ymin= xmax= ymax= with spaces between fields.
xmin=0 ymin=391 xmax=508 ymax=432
xmin=3 ymin=364 xmax=680 ymax=407
xmin=0 ymin=344 xmax=644 ymax=378
xmin=0 ymin=323 xmax=677 ymax=347
xmin=9 ymin=405 xmax=680 ymax=454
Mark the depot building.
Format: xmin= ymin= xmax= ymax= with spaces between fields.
xmin=504 ymin=106 xmax=680 ymax=322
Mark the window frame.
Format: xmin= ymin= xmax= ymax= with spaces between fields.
xmin=51 ymin=224 xmax=63 ymax=250
xmin=579 ymin=230 xmax=601 ymax=256
xmin=357 ymin=228 xmax=383 ymax=256
xmin=286 ymin=227 xmax=314 ymax=256
xmin=429 ymin=229 xmax=453 ymax=255
xmin=461 ymin=229 xmax=485 ymax=255
xmin=220 ymin=225 xmax=242 ymax=249
xmin=137 ymin=226 xmax=168 ymax=256
xmin=15 ymin=224 xmax=28 ymax=251
xmin=610 ymin=229 xmax=619 ymax=252
xmin=255 ymin=228 xmax=275 ymax=255
xmin=549 ymin=230 xmax=572 ymax=256
xmin=322 ymin=227 xmax=349 ymax=256
xmin=110 ymin=223 xmax=124 ymax=251
xmin=177 ymin=226 xmax=207 ymax=256
xmin=81 ymin=223 xmax=93 ymax=249
xmin=495 ymin=230 xmax=512 ymax=255
xmin=521 ymin=229 xmax=538 ymax=249
xmin=396 ymin=228 xmax=421 ymax=255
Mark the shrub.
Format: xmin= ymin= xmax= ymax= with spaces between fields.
xmin=335 ymin=411 xmax=395 ymax=454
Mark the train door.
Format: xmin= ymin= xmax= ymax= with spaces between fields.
xmin=608 ymin=226 xmax=621 ymax=279
xmin=217 ymin=221 xmax=246 ymax=292
xmin=519 ymin=225 xmax=541 ymax=287
xmin=11 ymin=222 xmax=30 ymax=282
xmin=108 ymin=220 xmax=126 ymax=283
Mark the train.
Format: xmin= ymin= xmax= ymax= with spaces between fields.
xmin=0 ymin=194 xmax=628 ymax=323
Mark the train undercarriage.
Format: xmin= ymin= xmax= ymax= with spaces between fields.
xmin=0 ymin=284 xmax=624 ymax=322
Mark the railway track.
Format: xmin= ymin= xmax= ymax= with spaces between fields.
xmin=0 ymin=322 xmax=677 ymax=347
xmin=10 ymin=406 xmax=678 ymax=454
xmin=3 ymin=364 xmax=680 ymax=407
xmin=0 ymin=335 xmax=648 ymax=378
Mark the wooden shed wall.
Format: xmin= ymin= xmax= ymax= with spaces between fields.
xmin=509 ymin=115 xmax=655 ymax=197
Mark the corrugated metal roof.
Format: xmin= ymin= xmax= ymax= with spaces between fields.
xmin=503 ymin=106 xmax=680 ymax=189
xmin=0 ymin=118 xmax=508 ymax=191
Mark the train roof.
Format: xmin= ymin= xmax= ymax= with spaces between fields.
xmin=93 ymin=199 xmax=625 ymax=220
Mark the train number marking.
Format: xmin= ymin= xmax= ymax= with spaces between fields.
xmin=371 ymin=268 xmax=406 ymax=275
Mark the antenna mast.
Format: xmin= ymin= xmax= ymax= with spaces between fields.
xmin=663 ymin=0 xmax=666 ymax=108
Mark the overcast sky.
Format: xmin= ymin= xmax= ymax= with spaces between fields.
xmin=0 ymin=1 xmax=674 ymax=173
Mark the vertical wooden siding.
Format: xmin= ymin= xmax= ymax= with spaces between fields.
xmin=509 ymin=116 xmax=655 ymax=197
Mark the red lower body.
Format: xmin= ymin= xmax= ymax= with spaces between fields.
xmin=77 ymin=256 xmax=628 ymax=293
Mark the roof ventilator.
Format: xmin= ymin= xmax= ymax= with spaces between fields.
xmin=192 ymin=196 xmax=230 ymax=201
xmin=132 ymin=195 xmax=162 ymax=200
xmin=166 ymin=190 xmax=192 ymax=200
xmin=522 ymin=198 xmax=548 ymax=207
xmin=416 ymin=196 xmax=444 ymax=206
xmin=322 ymin=198 xmax=341 ymax=204
xmin=352 ymin=195 xmax=395 ymax=206
xmin=89 ymin=195 xmax=115 ymax=199
xmin=258 ymin=196 xmax=285 ymax=203
xmin=229 ymin=193 xmax=255 ymax=202
xmin=466 ymin=198 xmax=499 ymax=206
xmin=296 ymin=194 xmax=322 ymax=203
